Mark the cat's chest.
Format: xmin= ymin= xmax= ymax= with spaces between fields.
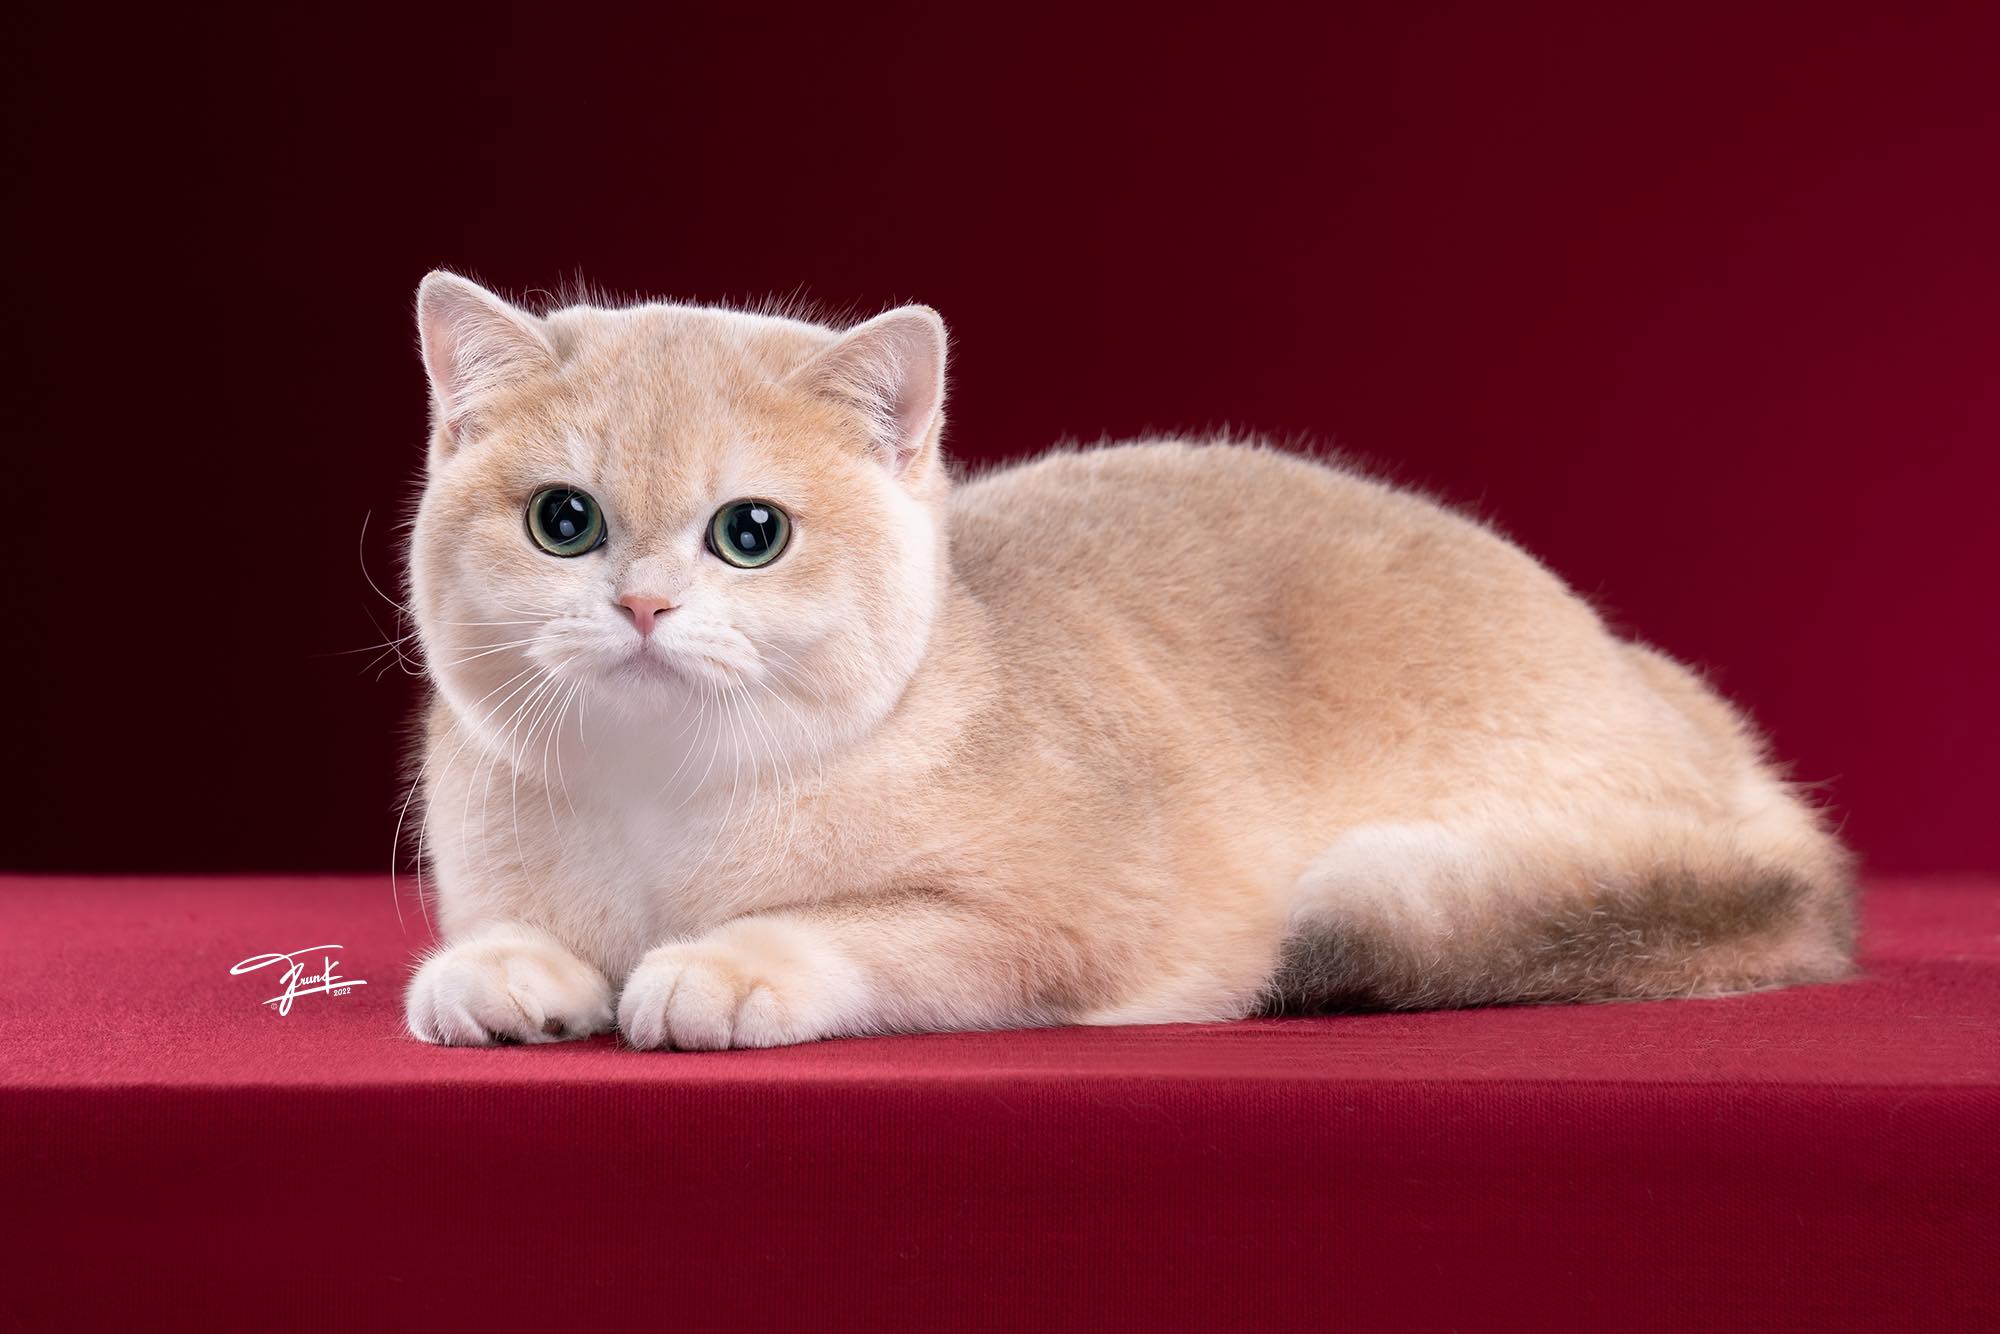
xmin=545 ymin=776 xmax=866 ymax=973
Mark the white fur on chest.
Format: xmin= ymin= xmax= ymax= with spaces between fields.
xmin=432 ymin=725 xmax=857 ymax=983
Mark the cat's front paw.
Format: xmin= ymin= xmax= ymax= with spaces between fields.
xmin=406 ymin=930 xmax=615 ymax=1045
xmin=616 ymin=917 xmax=871 ymax=1051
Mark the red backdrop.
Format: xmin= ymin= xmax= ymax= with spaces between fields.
xmin=16 ymin=3 xmax=1996 ymax=873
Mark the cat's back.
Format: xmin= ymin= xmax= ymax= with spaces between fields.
xmin=948 ymin=439 xmax=1568 ymax=639
xmin=957 ymin=439 xmax=1394 ymax=582
xmin=937 ymin=441 xmax=1772 ymax=862
xmin=941 ymin=439 xmax=1645 ymax=803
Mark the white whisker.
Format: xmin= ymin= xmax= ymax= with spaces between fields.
xmin=393 ymin=659 xmax=545 ymax=934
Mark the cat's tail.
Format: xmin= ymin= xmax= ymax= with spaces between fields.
xmin=1265 ymin=793 xmax=1856 ymax=1013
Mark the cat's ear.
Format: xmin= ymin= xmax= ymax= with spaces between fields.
xmin=415 ymin=271 xmax=556 ymax=446
xmin=794 ymin=306 xmax=947 ymax=475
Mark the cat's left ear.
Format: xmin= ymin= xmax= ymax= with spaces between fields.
xmin=794 ymin=306 xmax=947 ymax=476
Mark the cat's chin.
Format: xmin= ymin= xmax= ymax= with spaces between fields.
xmin=574 ymin=658 xmax=696 ymax=726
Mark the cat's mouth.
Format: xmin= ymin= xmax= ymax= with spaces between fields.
xmin=608 ymin=644 xmax=683 ymax=681
xmin=582 ymin=628 xmax=754 ymax=693
xmin=605 ymin=642 xmax=747 ymax=693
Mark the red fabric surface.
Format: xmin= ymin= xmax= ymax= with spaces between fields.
xmin=4 ymin=875 xmax=1995 ymax=1330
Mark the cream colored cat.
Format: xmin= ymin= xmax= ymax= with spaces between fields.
xmin=400 ymin=271 xmax=1854 ymax=1049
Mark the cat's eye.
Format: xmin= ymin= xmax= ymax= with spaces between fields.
xmin=526 ymin=487 xmax=606 ymax=557
xmin=708 ymin=500 xmax=791 ymax=569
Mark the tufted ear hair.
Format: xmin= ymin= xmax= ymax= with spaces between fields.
xmin=415 ymin=271 xmax=556 ymax=447
xmin=792 ymin=305 xmax=947 ymax=475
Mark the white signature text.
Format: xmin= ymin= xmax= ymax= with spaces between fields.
xmin=230 ymin=945 xmax=369 ymax=1014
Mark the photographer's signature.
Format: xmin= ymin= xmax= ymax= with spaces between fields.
xmin=230 ymin=946 xmax=368 ymax=1014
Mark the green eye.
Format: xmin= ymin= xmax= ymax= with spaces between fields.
xmin=526 ymin=487 xmax=606 ymax=556
xmin=708 ymin=499 xmax=791 ymax=568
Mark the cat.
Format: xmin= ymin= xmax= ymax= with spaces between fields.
xmin=400 ymin=271 xmax=1855 ymax=1049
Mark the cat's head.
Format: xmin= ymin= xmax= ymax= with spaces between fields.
xmin=408 ymin=272 xmax=950 ymax=778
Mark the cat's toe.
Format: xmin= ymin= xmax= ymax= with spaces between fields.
xmin=619 ymin=920 xmax=873 ymax=1051
xmin=615 ymin=946 xmax=720 ymax=1049
xmin=615 ymin=944 xmax=804 ymax=1050
xmin=405 ymin=936 xmax=614 ymax=1046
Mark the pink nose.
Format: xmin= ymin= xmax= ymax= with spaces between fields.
xmin=616 ymin=593 xmax=676 ymax=636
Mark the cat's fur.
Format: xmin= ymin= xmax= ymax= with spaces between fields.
xmin=401 ymin=271 xmax=1855 ymax=1049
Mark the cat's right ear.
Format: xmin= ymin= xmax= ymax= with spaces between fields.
xmin=415 ymin=271 xmax=556 ymax=452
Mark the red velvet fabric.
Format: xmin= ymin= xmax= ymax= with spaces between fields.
xmin=4 ymin=875 xmax=1994 ymax=1329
